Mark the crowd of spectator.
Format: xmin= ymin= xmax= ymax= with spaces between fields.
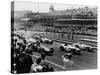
xmin=44 ymin=24 xmax=97 ymax=36
xmin=50 ymin=6 xmax=97 ymax=17
xmin=11 ymin=32 xmax=54 ymax=74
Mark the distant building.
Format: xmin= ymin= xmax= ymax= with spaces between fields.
xmin=28 ymin=6 xmax=97 ymax=34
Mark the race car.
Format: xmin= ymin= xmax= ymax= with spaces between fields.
xmin=34 ymin=35 xmax=41 ymax=40
xmin=40 ymin=38 xmax=53 ymax=44
xmin=37 ymin=45 xmax=54 ymax=56
xmin=73 ymin=43 xmax=97 ymax=52
xmin=59 ymin=43 xmax=81 ymax=55
xmin=26 ymin=37 xmax=39 ymax=44
xmin=33 ymin=35 xmax=53 ymax=44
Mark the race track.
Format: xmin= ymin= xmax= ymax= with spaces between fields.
xmin=41 ymin=42 xmax=97 ymax=71
xmin=16 ymin=30 xmax=97 ymax=71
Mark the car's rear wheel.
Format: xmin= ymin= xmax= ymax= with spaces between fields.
xmin=86 ymin=47 xmax=91 ymax=52
xmin=50 ymin=41 xmax=53 ymax=44
xmin=60 ymin=46 xmax=64 ymax=51
xmin=49 ymin=48 xmax=54 ymax=56
xmin=46 ymin=41 xmax=49 ymax=44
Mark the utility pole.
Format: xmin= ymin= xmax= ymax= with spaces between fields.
xmin=71 ymin=7 xmax=75 ymax=40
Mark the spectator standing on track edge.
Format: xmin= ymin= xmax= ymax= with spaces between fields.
xmin=62 ymin=53 xmax=74 ymax=70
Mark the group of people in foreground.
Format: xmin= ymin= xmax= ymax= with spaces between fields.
xmin=11 ymin=33 xmax=74 ymax=73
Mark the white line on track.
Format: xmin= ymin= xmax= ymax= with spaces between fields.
xmin=45 ymin=60 xmax=65 ymax=70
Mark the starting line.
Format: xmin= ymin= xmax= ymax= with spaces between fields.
xmin=45 ymin=60 xmax=65 ymax=70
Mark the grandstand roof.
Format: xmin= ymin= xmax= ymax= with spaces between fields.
xmin=56 ymin=19 xmax=97 ymax=21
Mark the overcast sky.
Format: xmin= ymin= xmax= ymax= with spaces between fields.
xmin=14 ymin=1 xmax=96 ymax=13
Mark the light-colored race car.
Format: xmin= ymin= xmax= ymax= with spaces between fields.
xmin=40 ymin=38 xmax=53 ymax=44
xmin=37 ymin=45 xmax=54 ymax=56
xmin=73 ymin=43 xmax=97 ymax=52
xmin=33 ymin=36 xmax=53 ymax=44
xmin=59 ymin=43 xmax=81 ymax=55
xmin=26 ymin=37 xmax=39 ymax=44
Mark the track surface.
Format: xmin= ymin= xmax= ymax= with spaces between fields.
xmin=41 ymin=42 xmax=97 ymax=71
xmin=16 ymin=30 xmax=97 ymax=71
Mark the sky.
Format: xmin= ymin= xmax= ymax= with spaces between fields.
xmin=14 ymin=1 xmax=96 ymax=13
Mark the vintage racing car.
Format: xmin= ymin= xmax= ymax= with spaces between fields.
xmin=73 ymin=43 xmax=97 ymax=52
xmin=37 ymin=45 xmax=54 ymax=56
xmin=59 ymin=43 xmax=81 ymax=55
xmin=40 ymin=38 xmax=53 ymax=44
xmin=33 ymin=36 xmax=53 ymax=44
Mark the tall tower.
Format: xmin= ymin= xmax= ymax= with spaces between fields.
xmin=49 ymin=5 xmax=54 ymax=12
